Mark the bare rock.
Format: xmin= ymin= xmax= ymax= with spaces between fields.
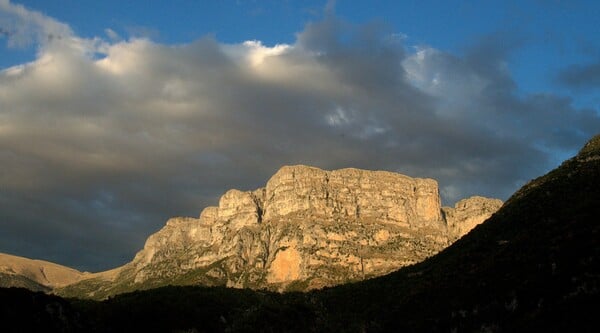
xmin=59 ymin=165 xmax=502 ymax=297
xmin=443 ymin=196 xmax=504 ymax=242
xmin=264 ymin=165 xmax=443 ymax=228
xmin=218 ymin=189 xmax=262 ymax=228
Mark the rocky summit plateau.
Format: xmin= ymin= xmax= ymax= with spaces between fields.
xmin=54 ymin=165 xmax=501 ymax=299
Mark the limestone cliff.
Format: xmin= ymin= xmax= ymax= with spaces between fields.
xmin=57 ymin=165 xmax=501 ymax=298
xmin=443 ymin=196 xmax=504 ymax=242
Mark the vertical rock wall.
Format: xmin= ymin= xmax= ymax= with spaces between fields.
xmin=72 ymin=165 xmax=502 ymax=296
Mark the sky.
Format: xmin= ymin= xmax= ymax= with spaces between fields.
xmin=0 ymin=0 xmax=599 ymax=272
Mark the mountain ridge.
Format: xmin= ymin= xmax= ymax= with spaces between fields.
xmin=1 ymin=165 xmax=502 ymax=299
xmin=56 ymin=164 xmax=500 ymax=298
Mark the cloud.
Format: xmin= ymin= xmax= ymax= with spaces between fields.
xmin=0 ymin=0 xmax=72 ymax=48
xmin=558 ymin=61 xmax=600 ymax=90
xmin=104 ymin=28 xmax=120 ymax=41
xmin=1 ymin=3 xmax=598 ymax=270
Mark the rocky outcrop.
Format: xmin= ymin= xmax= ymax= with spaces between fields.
xmin=57 ymin=165 xmax=502 ymax=298
xmin=263 ymin=166 xmax=443 ymax=226
xmin=443 ymin=196 xmax=504 ymax=242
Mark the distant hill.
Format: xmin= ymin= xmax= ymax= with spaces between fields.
xmin=0 ymin=253 xmax=86 ymax=289
xmin=0 ymin=134 xmax=598 ymax=332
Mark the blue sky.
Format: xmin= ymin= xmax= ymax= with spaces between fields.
xmin=4 ymin=1 xmax=599 ymax=96
xmin=0 ymin=0 xmax=599 ymax=270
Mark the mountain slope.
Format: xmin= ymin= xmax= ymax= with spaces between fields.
xmin=0 ymin=253 xmax=86 ymax=289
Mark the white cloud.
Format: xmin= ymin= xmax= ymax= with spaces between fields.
xmin=403 ymin=46 xmax=489 ymax=104
xmin=105 ymin=28 xmax=120 ymax=41
xmin=0 ymin=0 xmax=72 ymax=48
xmin=240 ymin=40 xmax=291 ymax=67
xmin=326 ymin=106 xmax=351 ymax=126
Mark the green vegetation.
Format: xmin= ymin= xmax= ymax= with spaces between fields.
xmin=2 ymin=135 xmax=599 ymax=332
xmin=0 ymin=272 xmax=50 ymax=292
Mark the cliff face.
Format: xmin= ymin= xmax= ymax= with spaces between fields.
xmin=443 ymin=196 xmax=504 ymax=242
xmin=57 ymin=165 xmax=501 ymax=298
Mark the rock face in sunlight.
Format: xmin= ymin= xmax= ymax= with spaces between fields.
xmin=0 ymin=253 xmax=86 ymax=290
xmin=443 ymin=196 xmax=504 ymax=242
xmin=55 ymin=165 xmax=501 ymax=299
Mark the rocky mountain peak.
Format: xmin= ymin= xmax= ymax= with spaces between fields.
xmin=57 ymin=165 xmax=502 ymax=299
xmin=263 ymin=164 xmax=443 ymax=226
xmin=443 ymin=196 xmax=504 ymax=242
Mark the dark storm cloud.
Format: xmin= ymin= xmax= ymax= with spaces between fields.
xmin=558 ymin=61 xmax=600 ymax=90
xmin=0 ymin=3 xmax=598 ymax=270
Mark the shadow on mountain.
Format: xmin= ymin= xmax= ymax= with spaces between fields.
xmin=1 ymin=135 xmax=599 ymax=332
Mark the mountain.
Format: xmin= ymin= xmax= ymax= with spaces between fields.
xmin=0 ymin=134 xmax=598 ymax=332
xmin=0 ymin=253 xmax=86 ymax=291
xmin=306 ymin=134 xmax=600 ymax=331
xmin=55 ymin=165 xmax=501 ymax=299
